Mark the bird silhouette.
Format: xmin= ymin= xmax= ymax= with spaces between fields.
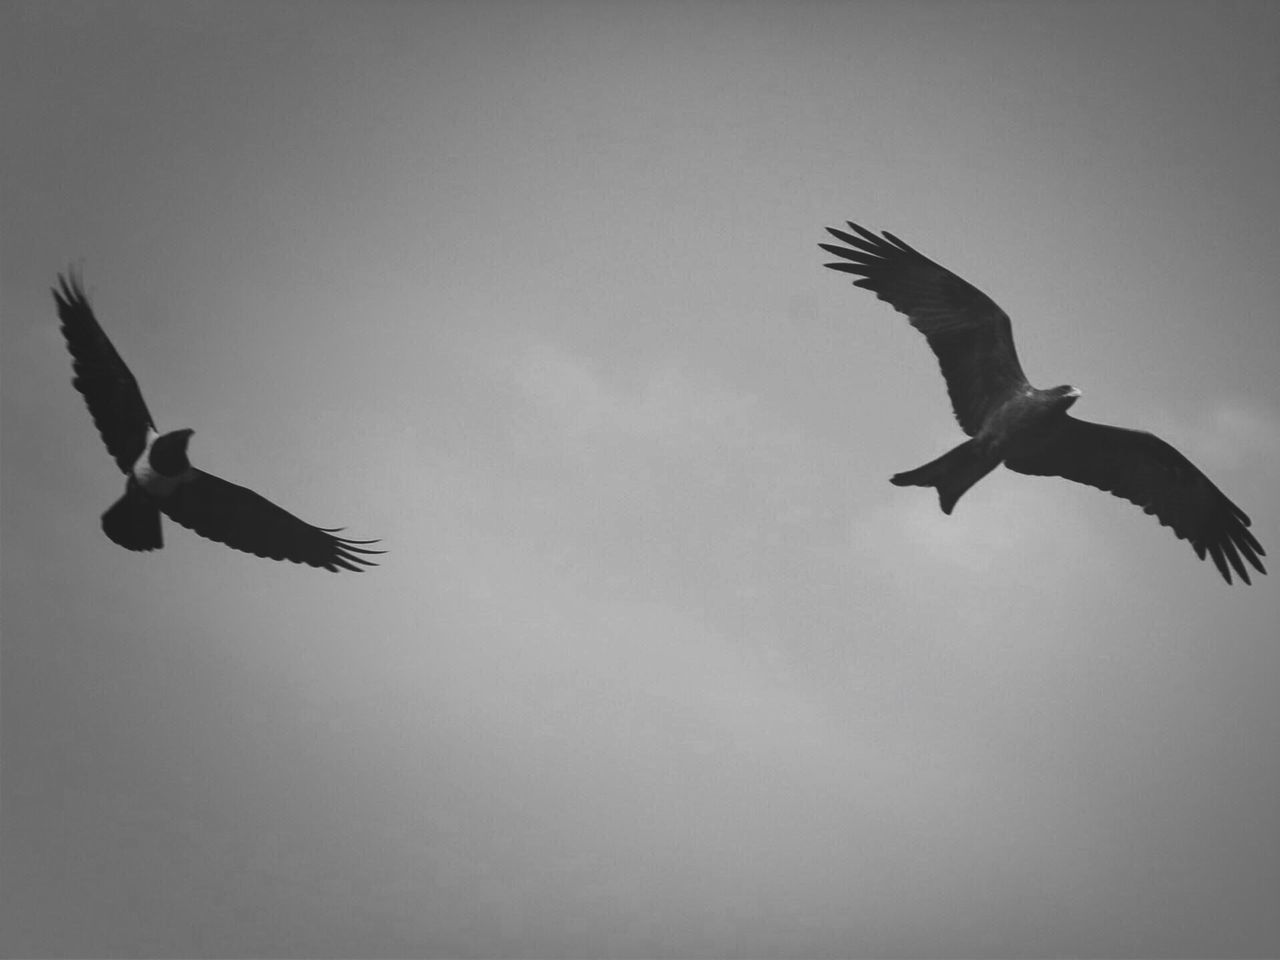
xmin=54 ymin=271 xmax=382 ymax=572
xmin=821 ymin=221 xmax=1265 ymax=584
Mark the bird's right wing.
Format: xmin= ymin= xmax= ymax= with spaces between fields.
xmin=821 ymin=221 xmax=1030 ymax=436
xmin=53 ymin=271 xmax=155 ymax=473
xmin=1005 ymin=416 xmax=1266 ymax=584
xmin=160 ymin=469 xmax=383 ymax=572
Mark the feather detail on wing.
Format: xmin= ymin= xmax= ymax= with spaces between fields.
xmin=159 ymin=470 xmax=383 ymax=572
xmin=821 ymin=221 xmax=1029 ymax=436
xmin=53 ymin=271 xmax=155 ymax=473
xmin=1005 ymin=417 xmax=1266 ymax=584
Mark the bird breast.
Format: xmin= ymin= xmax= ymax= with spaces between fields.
xmin=133 ymin=434 xmax=195 ymax=497
xmin=979 ymin=391 xmax=1067 ymax=453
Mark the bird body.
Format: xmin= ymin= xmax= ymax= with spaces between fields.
xmin=976 ymin=385 xmax=1082 ymax=451
xmin=132 ymin=428 xmax=196 ymax=497
xmin=821 ymin=221 xmax=1265 ymax=584
xmin=53 ymin=272 xmax=381 ymax=572
xmin=898 ymin=382 xmax=1083 ymax=513
xmin=96 ymin=427 xmax=197 ymax=552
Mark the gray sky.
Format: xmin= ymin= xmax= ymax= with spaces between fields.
xmin=3 ymin=2 xmax=1279 ymax=957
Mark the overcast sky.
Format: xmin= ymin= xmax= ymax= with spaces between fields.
xmin=3 ymin=2 xmax=1279 ymax=957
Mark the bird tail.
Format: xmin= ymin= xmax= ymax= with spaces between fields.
xmin=890 ymin=440 xmax=999 ymax=515
xmin=101 ymin=481 xmax=163 ymax=551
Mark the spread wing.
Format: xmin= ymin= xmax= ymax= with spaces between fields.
xmin=53 ymin=271 xmax=155 ymax=472
xmin=1005 ymin=416 xmax=1266 ymax=584
xmin=821 ymin=221 xmax=1030 ymax=436
xmin=160 ymin=470 xmax=383 ymax=572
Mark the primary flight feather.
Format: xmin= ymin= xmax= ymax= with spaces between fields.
xmin=820 ymin=221 xmax=1265 ymax=585
xmin=53 ymin=271 xmax=382 ymax=572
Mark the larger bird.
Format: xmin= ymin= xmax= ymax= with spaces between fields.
xmin=53 ymin=271 xmax=382 ymax=572
xmin=820 ymin=221 xmax=1265 ymax=585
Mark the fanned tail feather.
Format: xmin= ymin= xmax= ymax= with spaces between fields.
xmin=101 ymin=481 xmax=163 ymax=551
xmin=890 ymin=439 xmax=999 ymax=515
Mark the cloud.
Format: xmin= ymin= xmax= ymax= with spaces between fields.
xmin=1191 ymin=402 xmax=1280 ymax=470
xmin=1129 ymin=399 xmax=1280 ymax=474
xmin=494 ymin=339 xmax=839 ymax=545
xmin=509 ymin=340 xmax=762 ymax=448
xmin=847 ymin=462 xmax=1103 ymax=582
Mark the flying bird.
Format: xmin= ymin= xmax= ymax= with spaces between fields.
xmin=53 ymin=271 xmax=382 ymax=572
xmin=820 ymin=221 xmax=1265 ymax=584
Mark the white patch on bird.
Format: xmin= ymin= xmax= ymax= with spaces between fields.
xmin=132 ymin=431 xmax=195 ymax=497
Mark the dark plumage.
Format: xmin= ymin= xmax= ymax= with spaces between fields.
xmin=820 ymin=221 xmax=1265 ymax=584
xmin=53 ymin=271 xmax=382 ymax=572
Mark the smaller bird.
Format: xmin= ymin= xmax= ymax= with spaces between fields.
xmin=820 ymin=220 xmax=1265 ymax=584
xmin=53 ymin=271 xmax=382 ymax=572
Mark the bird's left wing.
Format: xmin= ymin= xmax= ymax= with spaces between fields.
xmin=820 ymin=222 xmax=1030 ymax=436
xmin=53 ymin=271 xmax=156 ymax=472
xmin=1005 ymin=416 xmax=1266 ymax=584
xmin=159 ymin=470 xmax=383 ymax=572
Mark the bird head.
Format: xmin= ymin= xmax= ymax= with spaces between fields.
xmin=149 ymin=428 xmax=195 ymax=476
xmin=1055 ymin=385 xmax=1082 ymax=410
